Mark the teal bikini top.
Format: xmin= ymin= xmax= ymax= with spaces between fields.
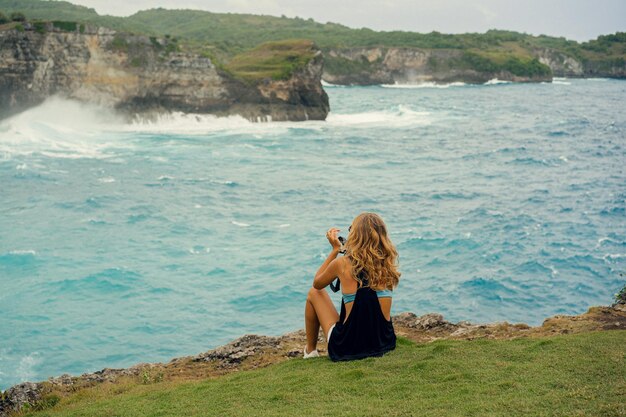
xmin=342 ymin=288 xmax=392 ymax=304
xmin=330 ymin=265 xmax=394 ymax=304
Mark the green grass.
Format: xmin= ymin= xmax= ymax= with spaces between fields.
xmin=21 ymin=331 xmax=626 ymax=417
xmin=225 ymin=39 xmax=317 ymax=81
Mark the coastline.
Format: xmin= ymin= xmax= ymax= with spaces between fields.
xmin=2 ymin=303 xmax=625 ymax=416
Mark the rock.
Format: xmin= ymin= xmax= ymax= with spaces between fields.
xmin=323 ymin=47 xmax=552 ymax=85
xmin=0 ymin=27 xmax=328 ymax=122
xmin=286 ymin=349 xmax=301 ymax=358
xmin=392 ymin=312 xmax=463 ymax=331
xmin=323 ymin=46 xmax=625 ymax=85
xmin=535 ymin=48 xmax=584 ymax=77
xmin=0 ymin=382 xmax=43 ymax=417
xmin=194 ymin=334 xmax=282 ymax=365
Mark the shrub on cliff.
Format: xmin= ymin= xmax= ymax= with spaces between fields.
xmin=52 ymin=21 xmax=78 ymax=32
xmin=10 ymin=11 xmax=26 ymax=22
xmin=614 ymin=283 xmax=626 ymax=306
xmin=0 ymin=11 xmax=9 ymax=24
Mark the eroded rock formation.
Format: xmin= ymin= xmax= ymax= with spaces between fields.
xmin=0 ymin=23 xmax=329 ymax=122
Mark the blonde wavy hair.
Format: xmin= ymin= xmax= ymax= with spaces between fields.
xmin=345 ymin=212 xmax=401 ymax=290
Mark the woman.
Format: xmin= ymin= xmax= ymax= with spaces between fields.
xmin=304 ymin=212 xmax=401 ymax=360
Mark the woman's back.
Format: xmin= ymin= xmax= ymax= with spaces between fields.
xmin=327 ymin=267 xmax=396 ymax=361
xmin=337 ymin=256 xmax=392 ymax=323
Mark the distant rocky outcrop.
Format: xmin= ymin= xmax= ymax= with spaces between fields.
xmin=323 ymin=47 xmax=553 ymax=85
xmin=0 ymin=22 xmax=329 ymax=122
xmin=322 ymin=46 xmax=625 ymax=85
xmin=2 ymin=304 xmax=625 ymax=417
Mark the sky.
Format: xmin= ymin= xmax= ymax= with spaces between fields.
xmin=66 ymin=0 xmax=625 ymax=42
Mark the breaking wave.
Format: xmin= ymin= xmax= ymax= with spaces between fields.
xmin=381 ymin=81 xmax=467 ymax=89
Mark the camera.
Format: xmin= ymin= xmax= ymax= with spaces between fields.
xmin=338 ymin=236 xmax=346 ymax=254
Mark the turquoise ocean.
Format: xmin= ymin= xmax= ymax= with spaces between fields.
xmin=0 ymin=78 xmax=624 ymax=389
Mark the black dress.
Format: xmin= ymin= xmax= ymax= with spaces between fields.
xmin=327 ymin=273 xmax=396 ymax=361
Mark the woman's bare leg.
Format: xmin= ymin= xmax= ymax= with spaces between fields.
xmin=305 ymin=297 xmax=320 ymax=352
xmin=305 ymin=287 xmax=339 ymax=353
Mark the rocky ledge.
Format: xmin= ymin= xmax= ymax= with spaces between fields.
xmin=1 ymin=302 xmax=625 ymax=416
xmin=0 ymin=23 xmax=329 ymax=122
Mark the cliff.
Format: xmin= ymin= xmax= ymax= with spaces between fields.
xmin=1 ymin=302 xmax=625 ymax=416
xmin=534 ymin=47 xmax=626 ymax=78
xmin=0 ymin=22 xmax=329 ymax=122
xmin=323 ymin=47 xmax=552 ymax=85
xmin=323 ymin=45 xmax=625 ymax=85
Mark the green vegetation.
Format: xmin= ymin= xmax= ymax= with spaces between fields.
xmin=32 ymin=20 xmax=45 ymax=34
xmin=51 ymin=20 xmax=77 ymax=32
xmin=9 ymin=10 xmax=25 ymax=21
xmin=108 ymin=34 xmax=129 ymax=51
xmin=20 ymin=331 xmax=626 ymax=417
xmin=324 ymin=55 xmax=381 ymax=77
xmin=225 ymin=39 xmax=317 ymax=81
xmin=614 ymin=283 xmax=626 ymax=306
xmin=0 ymin=11 xmax=8 ymax=24
xmin=0 ymin=0 xmax=623 ymax=79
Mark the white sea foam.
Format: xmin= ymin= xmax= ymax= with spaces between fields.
xmin=232 ymin=221 xmax=250 ymax=227
xmin=98 ymin=177 xmax=116 ymax=183
xmin=321 ymin=80 xmax=345 ymax=87
xmin=15 ymin=353 xmax=41 ymax=382
xmin=484 ymin=78 xmax=511 ymax=85
xmin=382 ymin=81 xmax=466 ymax=89
xmin=558 ymin=156 xmax=569 ymax=162
xmin=122 ymin=111 xmax=261 ymax=134
xmin=277 ymin=223 xmax=291 ymax=228
xmin=211 ymin=179 xmax=236 ymax=185
xmin=7 ymin=249 xmax=37 ymax=256
xmin=603 ymin=253 xmax=626 ymax=261
xmin=0 ymin=97 xmax=434 ymax=148
xmin=595 ymin=237 xmax=624 ymax=248
xmin=326 ymin=105 xmax=431 ymax=127
xmin=0 ymin=97 xmax=127 ymax=159
xmin=552 ymin=78 xmax=571 ymax=85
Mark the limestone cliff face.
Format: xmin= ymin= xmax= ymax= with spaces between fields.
xmin=0 ymin=24 xmax=329 ymax=121
xmin=323 ymin=47 xmax=552 ymax=85
xmin=534 ymin=48 xmax=584 ymax=77
xmin=323 ymin=46 xmax=625 ymax=85
xmin=534 ymin=47 xmax=626 ymax=78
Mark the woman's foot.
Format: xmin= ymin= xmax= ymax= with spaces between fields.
xmin=303 ymin=346 xmax=320 ymax=359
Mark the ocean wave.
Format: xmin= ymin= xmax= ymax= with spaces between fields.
xmin=484 ymin=78 xmax=511 ymax=85
xmin=48 ymin=268 xmax=141 ymax=295
xmin=430 ymin=191 xmax=482 ymax=200
xmin=321 ymin=80 xmax=345 ymax=88
xmin=231 ymin=220 xmax=251 ymax=227
xmin=6 ymin=249 xmax=37 ymax=256
xmin=16 ymin=353 xmax=42 ymax=382
xmin=326 ymin=105 xmax=431 ymax=127
xmin=0 ymin=97 xmax=127 ymax=159
xmin=0 ymin=98 xmax=433 ymax=151
xmin=0 ymin=250 xmax=38 ymax=266
xmin=381 ymin=81 xmax=466 ymax=89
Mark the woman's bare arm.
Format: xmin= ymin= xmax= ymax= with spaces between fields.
xmin=313 ymin=249 xmax=341 ymax=289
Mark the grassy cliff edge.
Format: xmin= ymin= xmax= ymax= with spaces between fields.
xmin=1 ymin=304 xmax=625 ymax=417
